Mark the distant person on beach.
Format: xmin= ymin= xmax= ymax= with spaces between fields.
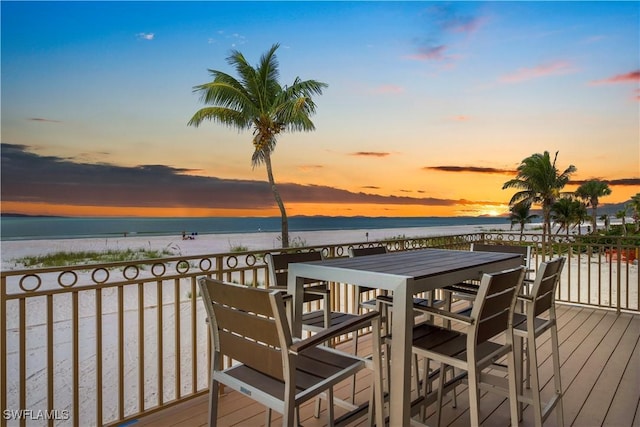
xmin=182 ymin=231 xmax=196 ymax=240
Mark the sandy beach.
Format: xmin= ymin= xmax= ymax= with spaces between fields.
xmin=1 ymin=223 xmax=519 ymax=271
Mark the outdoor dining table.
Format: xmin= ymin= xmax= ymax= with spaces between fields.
xmin=287 ymin=247 xmax=523 ymax=425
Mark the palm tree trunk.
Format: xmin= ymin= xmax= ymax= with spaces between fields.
xmin=264 ymin=151 xmax=289 ymax=247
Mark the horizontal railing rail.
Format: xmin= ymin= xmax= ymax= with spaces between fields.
xmin=0 ymin=232 xmax=637 ymax=426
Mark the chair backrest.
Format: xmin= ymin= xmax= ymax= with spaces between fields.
xmin=348 ymin=246 xmax=388 ymax=258
xmin=528 ymin=257 xmax=565 ymax=317
xmin=470 ymin=267 xmax=525 ymax=344
xmin=472 ymin=243 xmax=531 ymax=269
xmin=265 ymin=251 xmax=323 ymax=287
xmin=198 ymin=277 xmax=291 ymax=381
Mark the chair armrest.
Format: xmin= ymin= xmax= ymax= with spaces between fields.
xmin=413 ymin=305 xmax=474 ymax=326
xmin=377 ymin=295 xmax=473 ymax=325
xmin=443 ymin=282 xmax=480 ymax=295
xmin=289 ymin=311 xmax=380 ymax=354
xmin=517 ymin=294 xmax=534 ymax=303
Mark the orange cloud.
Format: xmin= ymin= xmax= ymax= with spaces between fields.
xmin=500 ymin=61 xmax=576 ymax=83
xmin=350 ymin=152 xmax=391 ymax=157
xmin=590 ymin=70 xmax=640 ymax=85
xmin=424 ymin=166 xmax=515 ymax=175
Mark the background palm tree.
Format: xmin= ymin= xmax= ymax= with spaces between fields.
xmin=508 ymin=201 xmax=538 ymax=238
xmin=188 ymin=44 xmax=328 ymax=247
xmin=551 ymin=197 xmax=588 ymax=237
xmin=575 ymin=179 xmax=612 ymax=233
xmin=629 ymin=193 xmax=640 ymax=233
xmin=616 ymin=207 xmax=628 ymax=236
xmin=503 ymin=151 xmax=576 ymax=257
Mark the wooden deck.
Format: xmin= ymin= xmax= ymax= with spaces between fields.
xmin=135 ymin=304 xmax=640 ymax=426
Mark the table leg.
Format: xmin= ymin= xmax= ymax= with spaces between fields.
xmin=389 ymin=280 xmax=412 ymax=425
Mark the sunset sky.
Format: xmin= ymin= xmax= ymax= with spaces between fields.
xmin=2 ymin=1 xmax=638 ymax=218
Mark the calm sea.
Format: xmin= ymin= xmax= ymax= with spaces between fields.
xmin=0 ymin=216 xmax=510 ymax=241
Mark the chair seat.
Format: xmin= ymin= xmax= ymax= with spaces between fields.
xmin=302 ymin=310 xmax=360 ymax=332
xmin=220 ymin=346 xmax=366 ymax=403
xmin=377 ymin=295 xmax=445 ymax=309
xmin=512 ymin=312 xmax=552 ymax=334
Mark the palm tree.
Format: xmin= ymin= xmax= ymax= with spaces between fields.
xmin=508 ymin=201 xmax=538 ymax=238
xmin=629 ymin=193 xmax=640 ymax=233
xmin=616 ymin=207 xmax=628 ymax=236
xmin=551 ymin=197 xmax=588 ymax=237
xmin=188 ymin=44 xmax=328 ymax=247
xmin=503 ymin=151 xmax=576 ymax=257
xmin=550 ymin=197 xmax=575 ymax=238
xmin=575 ymin=179 xmax=612 ymax=233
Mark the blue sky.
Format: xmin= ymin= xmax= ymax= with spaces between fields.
xmin=2 ymin=1 xmax=638 ymax=217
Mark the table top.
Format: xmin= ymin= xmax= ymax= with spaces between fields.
xmin=295 ymin=248 xmax=522 ymax=281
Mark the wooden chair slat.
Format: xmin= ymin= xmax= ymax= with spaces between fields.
xmin=219 ymin=330 xmax=284 ymax=381
xmin=213 ymin=304 xmax=280 ymax=347
xmin=206 ymin=279 xmax=274 ymax=316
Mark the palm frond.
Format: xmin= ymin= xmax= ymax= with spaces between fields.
xmin=188 ymin=107 xmax=251 ymax=129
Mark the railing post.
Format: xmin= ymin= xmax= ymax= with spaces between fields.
xmin=616 ymin=238 xmax=622 ymax=314
xmin=0 ymin=276 xmax=6 ymax=427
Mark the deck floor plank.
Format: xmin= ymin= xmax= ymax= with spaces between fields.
xmin=573 ymin=313 xmax=637 ymax=427
xmin=135 ymin=305 xmax=640 ymax=427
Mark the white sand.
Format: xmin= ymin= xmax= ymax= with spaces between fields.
xmin=1 ymin=223 xmax=519 ymax=271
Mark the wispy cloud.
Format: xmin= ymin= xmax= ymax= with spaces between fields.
xmin=28 ymin=117 xmax=61 ymax=123
xmin=425 ymin=166 xmax=515 ymax=175
xmin=590 ymin=70 xmax=640 ymax=85
xmin=408 ymin=4 xmax=485 ymax=63
xmin=350 ymin=152 xmax=391 ymax=158
xmin=500 ymin=61 xmax=576 ymax=83
xmin=570 ymin=178 xmax=640 ymax=186
xmin=406 ymin=45 xmax=448 ymax=61
xmin=136 ymin=32 xmax=155 ymax=41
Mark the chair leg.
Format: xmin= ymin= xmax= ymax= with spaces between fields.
xmin=467 ymin=364 xmax=481 ymax=427
xmin=514 ymin=333 xmax=525 ymax=421
xmin=314 ymin=395 xmax=322 ymax=418
xmin=326 ymin=388 xmax=335 ymax=427
xmin=529 ymin=333 xmax=543 ymax=427
xmin=209 ymin=378 xmax=219 ymax=427
xmin=265 ymin=408 xmax=272 ymax=427
xmin=551 ymin=323 xmax=565 ymax=427
xmin=435 ymin=362 xmax=446 ymax=427
xmin=507 ymin=345 xmax=520 ymax=427
xmin=351 ymin=329 xmax=359 ymax=403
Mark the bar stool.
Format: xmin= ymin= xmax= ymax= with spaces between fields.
xmin=512 ymin=256 xmax=566 ymax=427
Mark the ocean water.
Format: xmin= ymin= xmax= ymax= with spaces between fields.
xmin=0 ymin=216 xmax=510 ymax=241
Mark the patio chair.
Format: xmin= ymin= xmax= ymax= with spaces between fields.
xmin=512 ymin=257 xmax=565 ymax=427
xmin=265 ymin=251 xmax=366 ymax=406
xmin=198 ymin=277 xmax=384 ymax=427
xmin=387 ymin=266 xmax=525 ymax=426
xmin=349 ymin=246 xmax=445 ymax=313
xmin=265 ymin=251 xmax=359 ymax=332
xmin=349 ymin=245 xmax=445 ymax=399
xmin=443 ymin=243 xmax=532 ymax=314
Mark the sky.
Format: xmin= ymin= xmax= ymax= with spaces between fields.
xmin=1 ymin=1 xmax=639 ymax=218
